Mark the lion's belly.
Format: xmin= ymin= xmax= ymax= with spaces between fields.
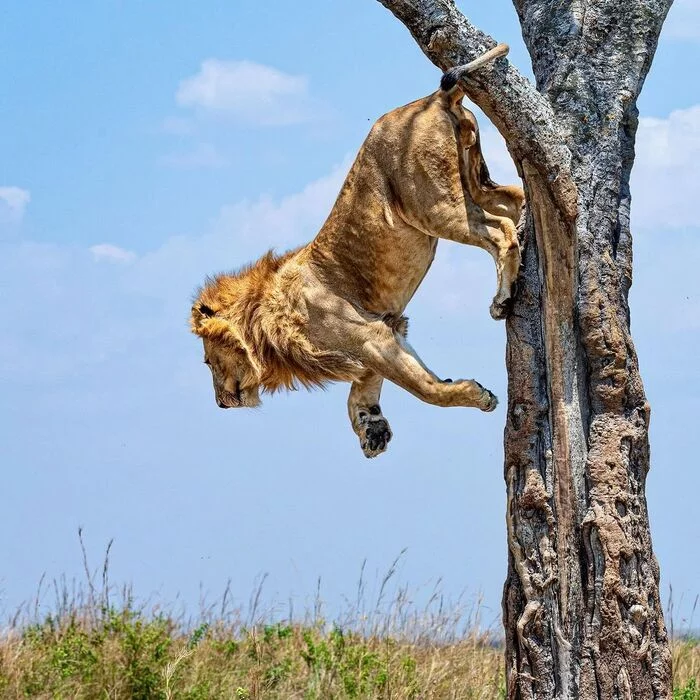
xmin=309 ymin=206 xmax=439 ymax=318
xmin=362 ymin=225 xmax=438 ymax=315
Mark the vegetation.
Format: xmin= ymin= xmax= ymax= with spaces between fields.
xmin=0 ymin=602 xmax=697 ymax=699
xmin=0 ymin=611 xmax=502 ymax=699
xmin=1 ymin=539 xmax=696 ymax=698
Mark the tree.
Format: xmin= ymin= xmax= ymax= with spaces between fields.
xmin=377 ymin=0 xmax=674 ymax=697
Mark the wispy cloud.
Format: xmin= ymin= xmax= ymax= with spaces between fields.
xmin=479 ymin=104 xmax=700 ymax=231
xmin=213 ymin=157 xmax=352 ymax=248
xmin=90 ymin=243 xmax=137 ymax=264
xmin=0 ymin=162 xmax=350 ymax=383
xmin=632 ymin=105 xmax=700 ymax=228
xmin=176 ymin=59 xmax=319 ymax=126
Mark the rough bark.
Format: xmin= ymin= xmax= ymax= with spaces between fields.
xmin=377 ymin=0 xmax=674 ymax=697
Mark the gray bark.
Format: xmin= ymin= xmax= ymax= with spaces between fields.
xmin=377 ymin=0 xmax=674 ymax=698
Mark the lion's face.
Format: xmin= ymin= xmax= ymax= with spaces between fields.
xmin=201 ymin=336 xmax=262 ymax=409
xmin=191 ymin=301 xmax=262 ymax=409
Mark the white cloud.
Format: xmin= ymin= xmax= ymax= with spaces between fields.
xmin=664 ymin=0 xmax=700 ymax=39
xmin=632 ymin=105 xmax=700 ymax=228
xmin=176 ymin=59 xmax=316 ymax=125
xmin=0 ymin=186 xmax=30 ymax=224
xmin=636 ymin=106 xmax=700 ymax=168
xmin=0 ymin=163 xmax=350 ymax=384
xmin=90 ymin=243 xmax=137 ymax=264
xmin=450 ymin=110 xmax=700 ymax=328
xmin=214 ymin=157 xmax=351 ymax=246
xmin=125 ymin=158 xmax=352 ymax=311
xmin=477 ymin=106 xmax=700 ymax=232
xmin=160 ymin=143 xmax=229 ymax=169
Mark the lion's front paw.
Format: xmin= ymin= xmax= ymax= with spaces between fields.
xmin=478 ymin=387 xmax=499 ymax=412
xmin=359 ymin=416 xmax=392 ymax=459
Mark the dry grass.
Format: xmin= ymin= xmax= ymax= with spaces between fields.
xmin=2 ymin=610 xmax=698 ymax=699
xmin=0 ymin=542 xmax=507 ymax=699
xmin=674 ymin=640 xmax=700 ymax=699
xmin=0 ymin=538 xmax=697 ymax=699
xmin=0 ymin=616 xmax=504 ymax=699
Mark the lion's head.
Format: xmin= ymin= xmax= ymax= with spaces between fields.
xmin=190 ymin=300 xmax=262 ymax=409
xmin=191 ymin=251 xmax=363 ymax=409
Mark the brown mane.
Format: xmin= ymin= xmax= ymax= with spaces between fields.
xmin=191 ymin=249 xmax=363 ymax=393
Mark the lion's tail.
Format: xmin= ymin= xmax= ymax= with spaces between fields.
xmin=440 ymin=43 xmax=509 ymax=93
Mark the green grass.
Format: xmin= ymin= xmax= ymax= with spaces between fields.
xmin=0 ymin=609 xmax=505 ymax=699
xmin=2 ymin=603 xmax=699 ymax=699
xmin=1 ymin=537 xmax=696 ymax=698
xmin=675 ymin=678 xmax=700 ymax=700
xmin=675 ymin=644 xmax=700 ymax=700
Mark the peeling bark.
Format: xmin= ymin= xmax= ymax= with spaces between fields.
xmin=377 ymin=0 xmax=673 ymax=697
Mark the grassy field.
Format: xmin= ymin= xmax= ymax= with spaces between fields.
xmin=1 ymin=601 xmax=698 ymax=699
xmin=1 ymin=540 xmax=697 ymax=698
xmin=0 ymin=612 xmax=502 ymax=699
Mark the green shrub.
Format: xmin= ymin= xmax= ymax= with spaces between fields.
xmin=675 ymin=678 xmax=700 ymax=700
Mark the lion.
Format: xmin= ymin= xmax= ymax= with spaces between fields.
xmin=190 ymin=43 xmax=524 ymax=458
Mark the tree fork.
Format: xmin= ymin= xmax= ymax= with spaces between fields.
xmin=377 ymin=0 xmax=673 ymax=697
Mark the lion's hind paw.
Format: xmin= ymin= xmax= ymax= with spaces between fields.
xmin=489 ymin=296 xmax=513 ymax=321
xmin=479 ymin=388 xmax=499 ymax=412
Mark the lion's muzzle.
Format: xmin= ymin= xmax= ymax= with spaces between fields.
xmin=216 ymin=386 xmax=261 ymax=409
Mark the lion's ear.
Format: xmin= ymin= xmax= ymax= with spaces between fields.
xmin=190 ymin=303 xmax=218 ymax=333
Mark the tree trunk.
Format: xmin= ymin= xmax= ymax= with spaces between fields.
xmin=377 ymin=0 xmax=673 ymax=697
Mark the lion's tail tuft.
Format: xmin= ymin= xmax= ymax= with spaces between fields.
xmin=440 ymin=43 xmax=509 ymax=92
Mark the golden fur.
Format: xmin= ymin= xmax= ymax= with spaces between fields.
xmin=191 ymin=44 xmax=524 ymax=457
xmin=191 ymin=250 xmax=363 ymax=394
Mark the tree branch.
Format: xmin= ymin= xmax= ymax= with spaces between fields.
xmin=376 ymin=0 xmax=578 ymax=219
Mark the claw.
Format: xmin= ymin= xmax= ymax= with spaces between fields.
xmin=489 ymin=297 xmax=512 ymax=321
xmin=480 ymin=390 xmax=498 ymax=412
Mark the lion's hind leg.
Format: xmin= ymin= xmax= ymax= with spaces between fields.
xmin=481 ymin=213 xmax=522 ymax=320
xmin=348 ymin=371 xmax=392 ymax=459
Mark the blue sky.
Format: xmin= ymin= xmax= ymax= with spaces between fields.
xmin=1 ymin=0 xmax=699 ymax=629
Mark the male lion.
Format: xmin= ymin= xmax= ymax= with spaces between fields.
xmin=190 ymin=44 xmax=524 ymax=458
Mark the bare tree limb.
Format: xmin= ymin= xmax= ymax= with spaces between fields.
xmin=376 ymin=0 xmax=578 ymax=219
